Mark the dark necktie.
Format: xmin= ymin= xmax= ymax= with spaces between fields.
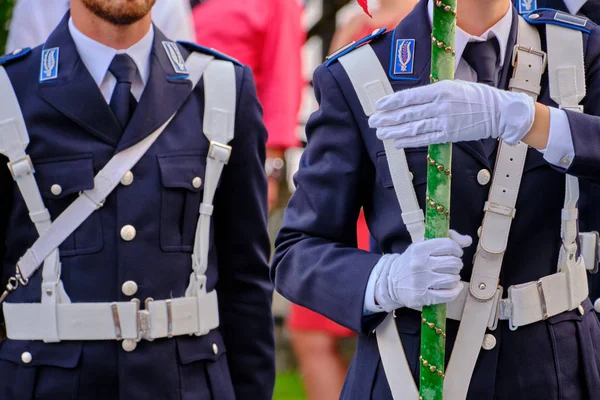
xmin=462 ymin=38 xmax=500 ymax=87
xmin=462 ymin=38 xmax=500 ymax=157
xmin=108 ymin=54 xmax=138 ymax=130
xmin=581 ymin=0 xmax=600 ymax=24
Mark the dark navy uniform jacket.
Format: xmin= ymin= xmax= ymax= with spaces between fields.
xmin=0 ymin=15 xmax=274 ymax=400
xmin=273 ymin=2 xmax=600 ymax=399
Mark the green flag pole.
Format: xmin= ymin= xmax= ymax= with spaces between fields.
xmin=419 ymin=1 xmax=457 ymax=399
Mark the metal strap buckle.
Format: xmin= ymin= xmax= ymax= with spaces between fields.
xmin=7 ymin=155 xmax=33 ymax=180
xmin=139 ymin=297 xmax=154 ymax=341
xmin=536 ymin=280 xmax=549 ymax=321
xmin=511 ymin=45 xmax=548 ymax=73
xmin=110 ymin=303 xmax=123 ymax=340
xmin=208 ymin=141 xmax=232 ymax=164
xmin=559 ymin=105 xmax=584 ymax=113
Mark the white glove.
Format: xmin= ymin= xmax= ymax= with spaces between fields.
xmin=369 ymin=80 xmax=536 ymax=149
xmin=371 ymin=230 xmax=472 ymax=312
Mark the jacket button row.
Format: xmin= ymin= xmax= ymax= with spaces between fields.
xmin=121 ymin=281 xmax=138 ymax=297
xmin=121 ymin=171 xmax=134 ymax=186
xmin=120 ymin=225 xmax=136 ymax=241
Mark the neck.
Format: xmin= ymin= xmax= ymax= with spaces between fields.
xmin=71 ymin=0 xmax=152 ymax=50
xmin=455 ymin=0 xmax=510 ymax=36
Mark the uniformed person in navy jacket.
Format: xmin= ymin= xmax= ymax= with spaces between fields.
xmin=0 ymin=0 xmax=274 ymax=399
xmin=272 ymin=0 xmax=600 ymax=398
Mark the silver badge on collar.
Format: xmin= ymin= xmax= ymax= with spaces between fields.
xmin=162 ymin=41 xmax=188 ymax=74
xmin=518 ymin=0 xmax=536 ymax=14
xmin=39 ymin=47 xmax=59 ymax=82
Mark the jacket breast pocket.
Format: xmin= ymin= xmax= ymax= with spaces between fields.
xmin=158 ymin=153 xmax=206 ymax=252
xmin=34 ymin=154 xmax=102 ymax=256
xmin=0 ymin=340 xmax=83 ymax=400
xmin=376 ymin=148 xmax=428 ymax=189
xmin=176 ymin=330 xmax=235 ymax=400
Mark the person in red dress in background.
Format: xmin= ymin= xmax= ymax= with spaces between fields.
xmin=193 ymin=0 xmax=305 ymax=212
xmin=285 ymin=2 xmax=418 ymax=399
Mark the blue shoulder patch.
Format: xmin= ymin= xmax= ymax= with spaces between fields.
xmin=177 ymin=41 xmax=243 ymax=66
xmin=523 ymin=9 xmax=594 ymax=33
xmin=0 ymin=47 xmax=32 ymax=66
xmin=325 ymin=28 xmax=387 ymax=67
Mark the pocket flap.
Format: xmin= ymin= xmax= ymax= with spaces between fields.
xmin=0 ymin=340 xmax=83 ymax=369
xmin=176 ymin=329 xmax=226 ymax=364
xmin=376 ymin=149 xmax=427 ymax=189
xmin=158 ymin=154 xmax=206 ymax=192
xmin=34 ymin=155 xmax=95 ymax=199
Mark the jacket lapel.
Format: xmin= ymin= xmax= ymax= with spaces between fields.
xmin=116 ymin=28 xmax=193 ymax=152
xmin=386 ymin=0 xmax=491 ymax=168
xmin=37 ymin=13 xmax=123 ymax=146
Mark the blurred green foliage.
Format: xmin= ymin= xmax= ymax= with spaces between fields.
xmin=0 ymin=0 xmax=15 ymax=54
xmin=274 ymin=371 xmax=306 ymax=400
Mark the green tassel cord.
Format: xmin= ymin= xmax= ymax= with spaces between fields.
xmin=419 ymin=1 xmax=457 ymax=399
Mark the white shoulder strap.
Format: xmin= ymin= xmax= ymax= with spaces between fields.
xmin=339 ymin=45 xmax=425 ymax=243
xmin=545 ymin=24 xmax=587 ymax=296
xmin=7 ymin=52 xmax=215 ymax=292
xmin=186 ymin=59 xmax=237 ymax=299
xmin=445 ymin=17 xmax=544 ymax=400
xmin=338 ymin=44 xmax=421 ymax=400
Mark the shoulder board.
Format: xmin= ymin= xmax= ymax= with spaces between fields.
xmin=0 ymin=47 xmax=32 ymax=66
xmin=325 ymin=27 xmax=387 ymax=67
xmin=176 ymin=41 xmax=243 ymax=66
xmin=523 ymin=9 xmax=595 ymax=33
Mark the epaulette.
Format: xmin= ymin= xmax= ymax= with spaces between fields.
xmin=0 ymin=48 xmax=32 ymax=66
xmin=177 ymin=41 xmax=243 ymax=66
xmin=325 ymin=28 xmax=387 ymax=67
xmin=523 ymin=9 xmax=595 ymax=33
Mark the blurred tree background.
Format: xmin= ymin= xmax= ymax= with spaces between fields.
xmin=0 ymin=0 xmax=15 ymax=53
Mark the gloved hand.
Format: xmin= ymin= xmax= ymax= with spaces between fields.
xmin=369 ymin=80 xmax=536 ymax=149
xmin=371 ymin=230 xmax=472 ymax=312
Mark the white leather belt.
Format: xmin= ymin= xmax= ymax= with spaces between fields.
xmin=3 ymin=290 xmax=219 ymax=342
xmin=415 ymin=257 xmax=589 ymax=330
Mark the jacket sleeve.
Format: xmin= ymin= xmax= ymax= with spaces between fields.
xmin=213 ymin=66 xmax=275 ymax=400
xmin=563 ymin=25 xmax=600 ymax=182
xmin=271 ymin=64 xmax=383 ymax=336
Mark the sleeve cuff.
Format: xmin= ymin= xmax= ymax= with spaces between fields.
xmin=540 ymin=107 xmax=576 ymax=169
xmin=364 ymin=259 xmax=385 ymax=315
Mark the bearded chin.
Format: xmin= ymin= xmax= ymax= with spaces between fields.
xmin=82 ymin=0 xmax=156 ymax=26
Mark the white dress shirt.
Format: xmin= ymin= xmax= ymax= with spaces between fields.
xmin=6 ymin=0 xmax=195 ymax=53
xmin=364 ymin=1 xmax=578 ymax=314
xmin=564 ymin=0 xmax=589 ymax=14
xmin=68 ymin=18 xmax=153 ymax=103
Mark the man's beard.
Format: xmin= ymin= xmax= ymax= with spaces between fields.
xmin=81 ymin=0 xmax=156 ymax=25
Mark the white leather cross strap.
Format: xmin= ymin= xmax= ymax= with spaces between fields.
xmin=544 ymin=24 xmax=589 ymax=308
xmin=2 ymin=52 xmax=222 ymax=344
xmin=0 ymin=65 xmax=65 ymax=342
xmin=339 ymin=45 xmax=425 ymax=244
xmin=339 ymin=44 xmax=421 ymax=399
xmin=546 ymin=23 xmax=585 ymax=270
xmin=3 ymin=290 xmax=219 ymax=341
xmin=445 ymin=18 xmax=544 ymax=400
xmin=11 ymin=52 xmax=214 ymax=285
xmin=186 ymin=59 xmax=236 ymax=305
